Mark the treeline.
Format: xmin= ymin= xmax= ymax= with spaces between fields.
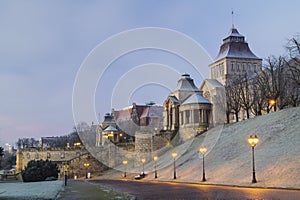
xmin=226 ymin=35 xmax=300 ymax=123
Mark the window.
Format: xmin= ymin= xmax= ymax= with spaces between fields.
xmin=248 ymin=63 xmax=251 ymax=71
xmin=253 ymin=64 xmax=257 ymax=72
xmin=237 ymin=63 xmax=240 ymax=71
xmin=194 ymin=110 xmax=199 ymax=123
xmin=61 ymin=152 xmax=65 ymax=159
xmin=231 ymin=62 xmax=235 ymax=71
xmin=180 ymin=111 xmax=183 ymax=125
xmin=220 ymin=63 xmax=224 ymax=75
xmin=47 ymin=153 xmax=51 ymax=159
xmin=185 ymin=110 xmax=190 ymax=124
xmin=242 ymin=63 xmax=245 ymax=71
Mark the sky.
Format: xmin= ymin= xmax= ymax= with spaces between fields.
xmin=1 ymin=0 xmax=300 ymax=148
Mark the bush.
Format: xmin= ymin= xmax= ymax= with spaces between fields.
xmin=21 ymin=159 xmax=59 ymax=182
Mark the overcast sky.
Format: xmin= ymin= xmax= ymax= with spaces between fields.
xmin=1 ymin=0 xmax=299 ymax=148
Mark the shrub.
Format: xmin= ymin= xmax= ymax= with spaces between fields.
xmin=21 ymin=159 xmax=59 ymax=182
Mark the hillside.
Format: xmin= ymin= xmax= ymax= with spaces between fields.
xmin=104 ymin=107 xmax=300 ymax=189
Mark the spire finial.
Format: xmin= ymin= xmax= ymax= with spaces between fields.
xmin=231 ymin=9 xmax=234 ymax=28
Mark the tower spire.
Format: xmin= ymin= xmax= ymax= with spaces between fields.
xmin=231 ymin=9 xmax=234 ymax=28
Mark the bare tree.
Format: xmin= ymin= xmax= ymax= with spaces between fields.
xmin=239 ymin=73 xmax=255 ymax=119
xmin=251 ymin=78 xmax=265 ymax=116
xmin=256 ymin=56 xmax=288 ymax=112
xmin=0 ymin=146 xmax=3 ymax=169
xmin=226 ymin=78 xmax=242 ymax=122
xmin=285 ymin=35 xmax=300 ymax=86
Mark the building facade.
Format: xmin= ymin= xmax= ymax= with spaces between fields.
xmin=201 ymin=26 xmax=262 ymax=123
xmin=208 ymin=26 xmax=262 ymax=85
xmin=96 ymin=103 xmax=163 ymax=147
xmin=163 ymin=74 xmax=212 ymax=141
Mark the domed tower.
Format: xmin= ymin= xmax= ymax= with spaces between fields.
xmin=163 ymin=74 xmax=211 ymax=141
xmin=209 ymin=26 xmax=262 ymax=85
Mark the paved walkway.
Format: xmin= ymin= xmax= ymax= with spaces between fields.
xmin=56 ymin=180 xmax=134 ymax=200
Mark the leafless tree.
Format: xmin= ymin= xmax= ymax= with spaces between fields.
xmin=225 ymin=77 xmax=242 ymax=122
xmin=285 ymin=35 xmax=300 ymax=86
xmin=239 ymin=73 xmax=255 ymax=119
xmin=255 ymin=56 xmax=288 ymax=112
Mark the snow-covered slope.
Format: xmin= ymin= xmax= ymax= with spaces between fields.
xmin=106 ymin=107 xmax=300 ymax=188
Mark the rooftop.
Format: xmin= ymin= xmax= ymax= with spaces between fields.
xmin=175 ymin=74 xmax=199 ymax=92
xmin=214 ymin=27 xmax=261 ymax=61
xmin=182 ymin=93 xmax=211 ymax=105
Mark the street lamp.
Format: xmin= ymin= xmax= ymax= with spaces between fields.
xmin=172 ymin=152 xmax=177 ymax=179
xmin=153 ymin=156 xmax=158 ymax=178
xmin=83 ymin=162 xmax=90 ymax=179
xmin=122 ymin=160 xmax=128 ymax=177
xmin=141 ymin=158 xmax=146 ymax=176
xmin=247 ymin=135 xmax=259 ymax=183
xmin=199 ymin=146 xmax=207 ymax=182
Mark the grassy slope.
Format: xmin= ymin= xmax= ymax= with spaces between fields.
xmin=140 ymin=107 xmax=300 ymax=188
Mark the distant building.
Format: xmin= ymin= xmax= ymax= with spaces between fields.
xmin=96 ymin=103 xmax=163 ymax=147
xmin=113 ymin=103 xmax=163 ymax=128
xmin=163 ymin=74 xmax=212 ymax=141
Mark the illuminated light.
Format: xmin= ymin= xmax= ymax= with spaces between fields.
xmin=199 ymin=146 xmax=207 ymax=155
xmin=108 ymin=132 xmax=114 ymax=137
xmin=269 ymin=99 xmax=276 ymax=105
xmin=153 ymin=156 xmax=158 ymax=161
xmin=172 ymin=152 xmax=177 ymax=159
xmin=74 ymin=142 xmax=81 ymax=147
xmin=248 ymin=135 xmax=259 ymax=147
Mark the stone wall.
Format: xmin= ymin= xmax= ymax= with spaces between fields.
xmin=16 ymin=147 xmax=108 ymax=179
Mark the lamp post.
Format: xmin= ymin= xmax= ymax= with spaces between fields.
xmin=83 ymin=162 xmax=90 ymax=179
xmin=141 ymin=158 xmax=146 ymax=176
xmin=122 ymin=160 xmax=128 ymax=177
xmin=247 ymin=135 xmax=259 ymax=183
xmin=153 ymin=156 xmax=158 ymax=178
xmin=199 ymin=146 xmax=207 ymax=182
xmin=172 ymin=152 xmax=177 ymax=179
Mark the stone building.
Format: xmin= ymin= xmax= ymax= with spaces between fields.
xmin=201 ymin=26 xmax=262 ymax=123
xmin=113 ymin=103 xmax=163 ymax=132
xmin=163 ymin=74 xmax=212 ymax=141
xmin=95 ymin=102 xmax=163 ymax=147
xmin=208 ymin=26 xmax=262 ymax=85
xmin=96 ymin=113 xmax=124 ymax=146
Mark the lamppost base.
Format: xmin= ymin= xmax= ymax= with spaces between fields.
xmin=252 ymin=179 xmax=257 ymax=183
xmin=202 ymin=178 xmax=206 ymax=182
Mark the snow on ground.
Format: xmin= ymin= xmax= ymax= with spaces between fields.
xmin=103 ymin=107 xmax=300 ymax=189
xmin=0 ymin=180 xmax=63 ymax=199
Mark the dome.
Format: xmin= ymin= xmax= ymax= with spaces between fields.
xmin=175 ymin=74 xmax=199 ymax=91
